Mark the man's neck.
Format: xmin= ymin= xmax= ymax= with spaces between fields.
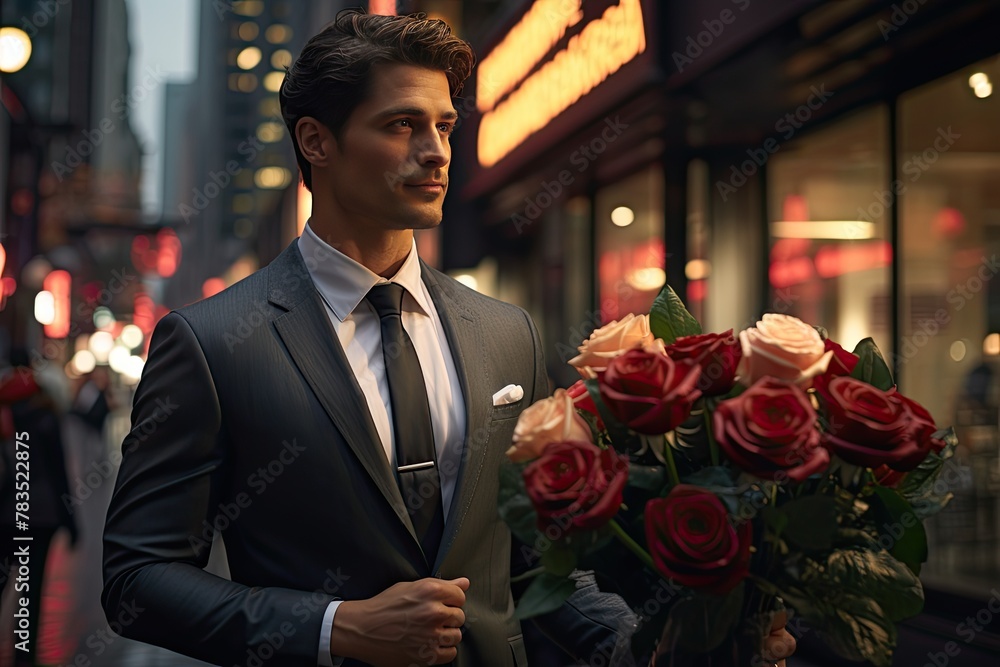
xmin=309 ymin=214 xmax=413 ymax=279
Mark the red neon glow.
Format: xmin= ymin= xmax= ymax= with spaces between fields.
xmin=782 ymin=194 xmax=809 ymax=222
xmin=814 ymin=241 xmax=892 ymax=278
xmin=132 ymin=235 xmax=152 ymax=272
xmin=688 ymin=279 xmax=707 ymax=302
xmin=156 ymin=229 xmax=182 ymax=278
xmin=933 ymin=207 xmax=965 ymax=238
xmin=202 ymin=278 xmax=226 ymax=299
xmin=0 ymin=243 xmax=6 ymax=277
xmin=133 ymin=293 xmax=155 ymax=336
xmin=769 ymin=257 xmax=814 ymax=288
xmin=43 ymin=270 xmax=71 ymax=338
xmin=0 ymin=276 xmax=15 ymax=311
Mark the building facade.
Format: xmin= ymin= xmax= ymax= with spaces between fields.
xmin=453 ymin=0 xmax=1000 ymax=663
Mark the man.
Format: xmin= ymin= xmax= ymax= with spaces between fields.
xmin=103 ymin=10 xmax=793 ymax=667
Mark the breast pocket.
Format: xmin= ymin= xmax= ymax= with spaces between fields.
xmin=490 ymin=401 xmax=523 ymax=422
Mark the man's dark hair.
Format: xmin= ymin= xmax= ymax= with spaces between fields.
xmin=279 ymin=8 xmax=475 ymax=191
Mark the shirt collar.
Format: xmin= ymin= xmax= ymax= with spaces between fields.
xmin=298 ymin=221 xmax=431 ymax=322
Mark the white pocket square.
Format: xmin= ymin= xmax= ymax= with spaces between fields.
xmin=492 ymin=384 xmax=524 ymax=406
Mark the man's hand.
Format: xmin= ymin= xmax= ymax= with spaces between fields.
xmin=761 ymin=608 xmax=797 ymax=667
xmin=330 ymin=577 xmax=469 ymax=667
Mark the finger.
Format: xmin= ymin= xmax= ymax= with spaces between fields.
xmin=442 ymin=607 xmax=466 ymax=628
xmin=436 ymin=627 xmax=463 ymax=648
xmin=431 ymin=646 xmax=458 ymax=665
xmin=763 ymin=630 xmax=796 ymax=660
xmin=439 ymin=579 xmax=468 ymax=607
xmin=446 ymin=577 xmax=471 ymax=592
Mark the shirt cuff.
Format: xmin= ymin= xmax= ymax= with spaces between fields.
xmin=317 ymin=600 xmax=344 ymax=667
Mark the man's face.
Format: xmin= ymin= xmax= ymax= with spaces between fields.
xmin=324 ymin=63 xmax=457 ymax=232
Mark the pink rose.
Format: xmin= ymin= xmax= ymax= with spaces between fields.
xmin=737 ymin=314 xmax=833 ymax=387
xmin=507 ymin=389 xmax=593 ymax=462
xmin=569 ymin=314 xmax=656 ymax=379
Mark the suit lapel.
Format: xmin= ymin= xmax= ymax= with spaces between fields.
xmin=267 ymin=243 xmax=419 ymax=546
xmin=422 ymin=266 xmax=492 ymax=573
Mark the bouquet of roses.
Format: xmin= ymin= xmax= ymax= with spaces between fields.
xmin=499 ymin=286 xmax=956 ymax=666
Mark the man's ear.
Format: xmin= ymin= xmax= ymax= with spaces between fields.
xmin=295 ymin=117 xmax=335 ymax=168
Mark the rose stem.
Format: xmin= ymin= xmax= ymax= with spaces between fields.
xmin=663 ymin=436 xmax=682 ymax=486
xmin=703 ymin=408 xmax=720 ymax=467
xmin=608 ymin=519 xmax=656 ymax=571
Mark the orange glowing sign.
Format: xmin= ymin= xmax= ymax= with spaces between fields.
xmin=43 ymin=269 xmax=71 ymax=338
xmin=477 ymin=0 xmax=646 ymax=168
xmin=476 ymin=0 xmax=583 ymax=113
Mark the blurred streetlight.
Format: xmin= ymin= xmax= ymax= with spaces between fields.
xmin=89 ymin=331 xmax=114 ymax=363
xmin=0 ymin=27 xmax=32 ymax=73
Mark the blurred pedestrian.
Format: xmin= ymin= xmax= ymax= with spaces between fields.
xmin=1 ymin=354 xmax=78 ymax=667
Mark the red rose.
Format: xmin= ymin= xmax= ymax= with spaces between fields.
xmin=816 ymin=377 xmax=928 ymax=471
xmin=644 ymin=486 xmax=751 ymax=593
xmin=823 ymin=339 xmax=859 ymax=377
xmin=713 ymin=377 xmax=829 ymax=482
xmin=598 ymin=346 xmax=702 ymax=434
xmin=524 ymin=440 xmax=628 ymax=533
xmin=665 ymin=330 xmax=743 ymax=395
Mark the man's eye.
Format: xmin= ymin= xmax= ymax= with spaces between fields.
xmin=438 ymin=124 xmax=455 ymax=134
xmin=392 ymin=119 xmax=411 ymax=128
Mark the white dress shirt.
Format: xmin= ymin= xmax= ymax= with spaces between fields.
xmin=297 ymin=223 xmax=467 ymax=666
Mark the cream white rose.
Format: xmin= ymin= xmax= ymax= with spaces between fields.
xmin=737 ymin=313 xmax=833 ymax=387
xmin=568 ymin=313 xmax=656 ymax=379
xmin=506 ymin=389 xmax=592 ymax=462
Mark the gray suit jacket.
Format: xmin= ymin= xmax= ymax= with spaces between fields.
xmin=103 ymin=240 xmax=547 ymax=666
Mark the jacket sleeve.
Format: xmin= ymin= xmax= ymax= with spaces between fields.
xmin=102 ymin=312 xmax=334 ymax=667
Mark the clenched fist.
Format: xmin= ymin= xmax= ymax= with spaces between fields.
xmin=329 ymin=577 xmax=470 ymax=666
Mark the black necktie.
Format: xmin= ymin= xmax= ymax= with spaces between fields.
xmin=365 ymin=283 xmax=444 ymax=566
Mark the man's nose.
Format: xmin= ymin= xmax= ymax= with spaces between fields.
xmin=413 ymin=132 xmax=449 ymax=168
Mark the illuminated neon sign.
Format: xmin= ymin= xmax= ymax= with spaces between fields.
xmin=477 ymin=0 xmax=646 ymax=168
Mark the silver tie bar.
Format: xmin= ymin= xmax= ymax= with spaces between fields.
xmin=398 ymin=461 xmax=435 ymax=473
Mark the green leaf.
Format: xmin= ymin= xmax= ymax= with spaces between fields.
xmin=661 ymin=585 xmax=745 ymax=653
xmin=898 ymin=428 xmax=959 ymax=520
xmin=761 ymin=504 xmax=790 ymax=536
xmin=540 ymin=546 xmax=577 ymax=577
xmin=514 ymin=572 xmax=578 ymax=619
xmin=868 ymin=486 xmax=929 ymax=575
xmin=497 ymin=461 xmax=540 ymax=546
xmin=818 ymin=595 xmax=898 ymax=667
xmin=681 ymin=465 xmax=744 ymax=516
xmin=779 ymin=495 xmax=839 ymax=550
xmin=682 ymin=464 xmax=740 ymax=489
xmin=802 ymin=549 xmax=924 ymax=622
xmin=628 ymin=464 xmax=668 ymax=494
xmin=849 ymin=338 xmax=895 ymax=390
xmin=649 ymin=284 xmax=701 ymax=345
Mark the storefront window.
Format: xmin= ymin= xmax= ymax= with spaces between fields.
xmin=596 ymin=164 xmax=665 ymax=323
xmin=766 ymin=107 xmax=892 ymax=358
xmin=899 ymin=56 xmax=1000 ymax=588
